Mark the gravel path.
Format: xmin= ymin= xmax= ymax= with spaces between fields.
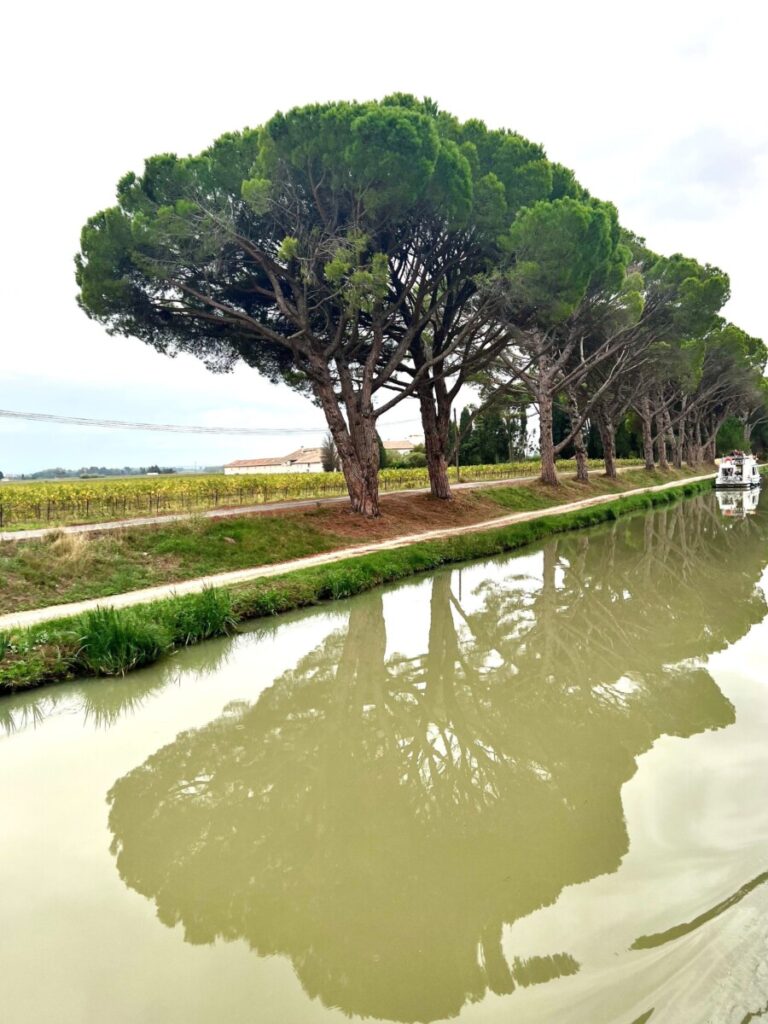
xmin=0 ymin=473 xmax=714 ymax=632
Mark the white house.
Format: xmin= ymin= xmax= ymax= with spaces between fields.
xmin=383 ymin=436 xmax=423 ymax=457
xmin=224 ymin=447 xmax=325 ymax=475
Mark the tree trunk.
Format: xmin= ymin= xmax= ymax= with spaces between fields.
xmin=684 ymin=415 xmax=701 ymax=468
xmin=695 ymin=417 xmax=703 ymax=464
xmin=411 ymin=343 xmax=454 ymax=501
xmin=670 ymin=409 xmax=684 ymax=470
xmin=574 ymin=437 xmax=589 ymax=483
xmin=565 ymin=387 xmax=589 ymax=482
xmin=598 ymin=411 xmax=617 ymax=479
xmin=425 ymin=438 xmax=451 ymax=499
xmin=418 ymin=384 xmax=452 ymax=500
xmin=654 ymin=394 xmax=669 ymax=470
xmin=701 ymin=414 xmax=725 ymax=463
xmin=342 ymin=417 xmax=380 ymax=516
xmin=672 ymin=435 xmax=684 ymax=469
xmin=538 ymin=387 xmax=558 ymax=486
xmin=312 ymin=365 xmax=381 ymax=516
xmin=640 ymin=395 xmax=655 ymax=471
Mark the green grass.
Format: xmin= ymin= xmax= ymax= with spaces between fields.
xmin=0 ymin=515 xmax=341 ymax=615
xmin=0 ymin=476 xmax=715 ymax=694
xmin=479 ymin=485 xmax=561 ymax=512
xmin=75 ymin=589 xmax=237 ymax=676
xmin=479 ymin=467 xmax=703 ymax=513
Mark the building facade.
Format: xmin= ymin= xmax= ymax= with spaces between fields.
xmin=224 ymin=447 xmax=324 ymax=475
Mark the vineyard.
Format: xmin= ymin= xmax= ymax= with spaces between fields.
xmin=0 ymin=459 xmax=644 ymax=530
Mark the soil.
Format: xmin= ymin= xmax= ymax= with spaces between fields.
xmin=306 ymin=491 xmax=508 ymax=542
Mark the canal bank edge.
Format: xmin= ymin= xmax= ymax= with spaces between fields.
xmin=1 ymin=473 xmax=742 ymax=695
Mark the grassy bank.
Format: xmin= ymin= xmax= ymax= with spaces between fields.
xmin=0 ymin=467 xmax=697 ymax=616
xmin=0 ymin=515 xmax=343 ymax=614
xmin=0 ymin=476 xmax=715 ymax=694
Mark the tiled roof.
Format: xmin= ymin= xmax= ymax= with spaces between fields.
xmin=225 ymin=457 xmax=285 ymax=468
xmin=225 ymin=447 xmax=325 ymax=469
xmin=383 ymin=439 xmax=416 ymax=450
xmin=283 ymin=448 xmax=324 ymax=463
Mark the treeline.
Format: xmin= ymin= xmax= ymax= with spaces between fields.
xmin=14 ymin=465 xmax=178 ymax=480
xmin=450 ymin=405 xmax=528 ymax=466
xmin=77 ymin=95 xmax=768 ymax=515
xmin=454 ymin=404 xmax=767 ymax=467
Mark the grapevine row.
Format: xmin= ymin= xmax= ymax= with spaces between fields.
xmin=0 ymin=460 xmax=644 ymax=530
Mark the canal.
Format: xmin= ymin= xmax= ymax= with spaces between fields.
xmin=1 ymin=489 xmax=767 ymax=1024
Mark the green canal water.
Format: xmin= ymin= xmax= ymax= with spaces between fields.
xmin=2 ymin=490 xmax=768 ymax=1024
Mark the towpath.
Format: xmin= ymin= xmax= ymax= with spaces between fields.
xmin=0 ymin=472 xmax=714 ymax=632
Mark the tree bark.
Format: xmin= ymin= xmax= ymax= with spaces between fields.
xmin=685 ymin=420 xmax=697 ymax=468
xmin=597 ymin=411 xmax=617 ymax=479
xmin=672 ymin=437 xmax=684 ymax=469
xmin=565 ymin=387 xmax=589 ymax=482
xmin=411 ymin=339 xmax=454 ymax=501
xmin=701 ymin=414 xmax=726 ymax=463
xmin=312 ymin=364 xmax=381 ymax=516
xmin=687 ymin=416 xmax=703 ymax=467
xmin=654 ymin=393 xmax=669 ymax=470
xmin=418 ymin=384 xmax=452 ymax=500
xmin=342 ymin=414 xmax=380 ymax=516
xmin=640 ymin=395 xmax=655 ymax=471
xmin=670 ymin=407 xmax=684 ymax=470
xmin=538 ymin=386 xmax=558 ymax=486
xmin=682 ymin=414 xmax=700 ymax=468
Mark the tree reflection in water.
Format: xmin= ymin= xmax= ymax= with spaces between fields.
xmin=107 ymin=496 xmax=767 ymax=1022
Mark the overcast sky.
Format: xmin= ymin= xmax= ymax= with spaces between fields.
xmin=2 ymin=0 xmax=765 ymax=473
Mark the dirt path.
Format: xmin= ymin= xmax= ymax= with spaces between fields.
xmin=0 ymin=467 xmax=637 ymax=543
xmin=0 ymin=472 xmax=714 ymax=632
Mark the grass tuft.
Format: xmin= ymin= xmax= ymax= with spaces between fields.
xmin=164 ymin=586 xmax=237 ymax=646
xmin=77 ymin=607 xmax=171 ymax=676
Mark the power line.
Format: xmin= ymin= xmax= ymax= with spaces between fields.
xmin=0 ymin=409 xmax=321 ymax=435
xmin=0 ymin=409 xmax=421 ymax=435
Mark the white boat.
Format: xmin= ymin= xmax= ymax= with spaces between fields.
xmin=714 ymin=451 xmax=761 ymax=489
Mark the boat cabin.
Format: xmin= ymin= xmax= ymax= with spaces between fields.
xmin=715 ymin=451 xmax=761 ymax=489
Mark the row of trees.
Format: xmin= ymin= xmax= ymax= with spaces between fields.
xmin=77 ymin=96 xmax=767 ymax=515
xmin=457 ymin=400 xmax=768 ymax=468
